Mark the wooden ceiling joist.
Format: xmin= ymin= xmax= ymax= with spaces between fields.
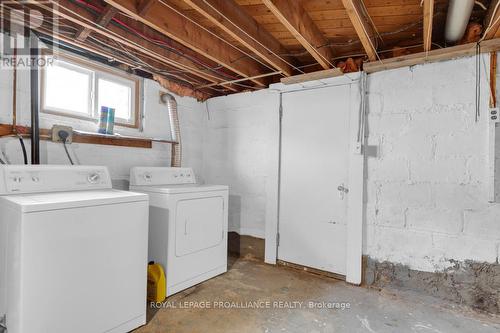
xmin=181 ymin=0 xmax=294 ymax=76
xmin=483 ymin=0 xmax=500 ymax=40
xmin=261 ymin=0 xmax=334 ymax=70
xmin=4 ymin=11 xmax=211 ymax=97
xmin=28 ymin=0 xmax=239 ymax=92
xmin=341 ymin=0 xmax=378 ymax=61
xmin=364 ymin=38 xmax=500 ymax=73
xmin=103 ymin=0 xmax=271 ymax=87
xmin=423 ymin=0 xmax=434 ymax=52
xmin=75 ymin=5 xmax=118 ymax=41
xmin=136 ymin=0 xmax=155 ymax=16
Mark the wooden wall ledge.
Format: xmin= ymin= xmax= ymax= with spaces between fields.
xmin=0 ymin=124 xmax=177 ymax=149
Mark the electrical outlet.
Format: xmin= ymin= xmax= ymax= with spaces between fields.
xmin=51 ymin=125 xmax=73 ymax=143
xmin=490 ymin=108 xmax=500 ymax=123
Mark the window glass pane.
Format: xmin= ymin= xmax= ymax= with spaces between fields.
xmin=44 ymin=62 xmax=91 ymax=115
xmin=98 ymin=78 xmax=132 ymax=122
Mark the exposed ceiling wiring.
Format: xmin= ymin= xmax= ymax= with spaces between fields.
xmin=199 ymin=0 xmax=305 ymax=75
xmin=480 ymin=0 xmax=500 ymax=42
xmin=359 ymin=0 xmax=382 ymax=45
xmin=1 ymin=7 xmax=228 ymax=97
xmin=28 ymin=0 xmax=245 ymax=93
xmin=70 ymin=0 xmax=240 ymax=83
xmin=347 ymin=0 xmax=382 ymax=63
xmin=157 ymin=0 xmax=282 ymax=75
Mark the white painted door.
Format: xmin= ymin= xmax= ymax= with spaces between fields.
xmin=278 ymin=85 xmax=352 ymax=275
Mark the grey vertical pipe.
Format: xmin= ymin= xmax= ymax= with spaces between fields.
xmin=30 ymin=35 xmax=40 ymax=164
xmin=444 ymin=0 xmax=475 ymax=43
xmin=162 ymin=93 xmax=181 ymax=167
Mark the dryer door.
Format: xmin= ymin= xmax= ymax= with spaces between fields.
xmin=175 ymin=196 xmax=224 ymax=256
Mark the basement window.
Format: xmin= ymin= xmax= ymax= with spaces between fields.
xmin=41 ymin=53 xmax=141 ymax=128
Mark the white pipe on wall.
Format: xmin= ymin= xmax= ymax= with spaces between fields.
xmin=445 ymin=0 xmax=475 ymax=43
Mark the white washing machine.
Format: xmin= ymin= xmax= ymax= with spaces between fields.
xmin=0 ymin=165 xmax=149 ymax=333
xmin=129 ymin=167 xmax=228 ymax=297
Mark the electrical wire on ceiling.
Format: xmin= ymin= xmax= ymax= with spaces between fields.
xmin=85 ymin=34 xmax=227 ymax=93
xmin=198 ymin=0 xmax=306 ymax=75
xmin=281 ymin=12 xmax=443 ymax=60
xmin=480 ymin=0 xmax=500 ymax=42
xmin=11 ymin=8 xmax=227 ymax=97
xmin=156 ymin=0 xmax=283 ymax=75
xmin=66 ymin=0 xmax=272 ymax=90
xmin=36 ymin=0 xmax=248 ymax=92
xmin=346 ymin=0 xmax=382 ymax=63
xmin=359 ymin=0 xmax=383 ymax=45
xmin=71 ymin=0 xmax=242 ymax=83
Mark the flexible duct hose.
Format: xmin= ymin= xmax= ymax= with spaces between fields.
xmin=162 ymin=93 xmax=182 ymax=167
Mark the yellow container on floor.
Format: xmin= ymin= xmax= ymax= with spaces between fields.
xmin=147 ymin=261 xmax=166 ymax=302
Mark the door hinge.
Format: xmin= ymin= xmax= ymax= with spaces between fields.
xmin=276 ymin=232 xmax=280 ymax=247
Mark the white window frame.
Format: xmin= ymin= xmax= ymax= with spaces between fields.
xmin=95 ymin=71 xmax=137 ymax=126
xmin=41 ymin=52 xmax=142 ymax=129
xmin=41 ymin=59 xmax=94 ymax=119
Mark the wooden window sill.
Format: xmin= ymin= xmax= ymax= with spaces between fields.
xmin=0 ymin=124 xmax=177 ymax=149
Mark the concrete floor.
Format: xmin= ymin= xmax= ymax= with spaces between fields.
xmin=135 ymin=257 xmax=500 ymax=333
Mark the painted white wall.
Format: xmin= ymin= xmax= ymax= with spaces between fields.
xmin=0 ymin=58 xmax=205 ymax=189
xmin=364 ymin=55 xmax=500 ymax=272
xmin=200 ymin=56 xmax=500 ymax=273
xmin=202 ymin=90 xmax=280 ymax=238
xmin=2 ymin=41 xmax=499 ymax=274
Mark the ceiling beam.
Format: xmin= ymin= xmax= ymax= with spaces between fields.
xmin=364 ymin=38 xmax=500 ymax=73
xmin=103 ymin=0 xmax=271 ymax=87
xmin=4 ymin=10 xmax=212 ymax=95
xmin=341 ymin=0 xmax=378 ymax=61
xmin=181 ymin=0 xmax=294 ymax=76
xmin=423 ymin=0 xmax=434 ymax=52
xmin=29 ymin=0 xmax=239 ymax=92
xmin=261 ymin=0 xmax=333 ymax=70
xmin=483 ymin=0 xmax=500 ymax=40
xmin=136 ymin=0 xmax=154 ymax=16
xmin=75 ymin=5 xmax=118 ymax=41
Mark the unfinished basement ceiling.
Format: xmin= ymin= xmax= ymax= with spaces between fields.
xmin=4 ymin=0 xmax=496 ymax=98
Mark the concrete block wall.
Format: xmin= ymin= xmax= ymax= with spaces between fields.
xmin=0 ymin=61 xmax=205 ymax=188
xmin=365 ymin=56 xmax=500 ymax=272
xmin=198 ymin=56 xmax=500 ymax=274
xmin=202 ymin=90 xmax=280 ymax=238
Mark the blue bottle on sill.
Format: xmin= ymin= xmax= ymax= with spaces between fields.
xmin=107 ymin=108 xmax=115 ymax=135
xmin=98 ymin=106 xmax=109 ymax=134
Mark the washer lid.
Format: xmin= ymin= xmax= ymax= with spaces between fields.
xmin=130 ymin=184 xmax=228 ymax=194
xmin=0 ymin=189 xmax=148 ymax=213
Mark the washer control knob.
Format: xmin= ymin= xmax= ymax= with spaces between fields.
xmin=144 ymin=173 xmax=152 ymax=181
xmin=12 ymin=176 xmax=21 ymax=183
xmin=31 ymin=176 xmax=40 ymax=183
xmin=87 ymin=173 xmax=100 ymax=184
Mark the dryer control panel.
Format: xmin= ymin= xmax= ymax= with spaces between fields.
xmin=130 ymin=167 xmax=196 ymax=186
xmin=0 ymin=165 xmax=111 ymax=194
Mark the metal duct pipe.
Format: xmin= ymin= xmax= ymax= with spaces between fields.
xmin=445 ymin=0 xmax=475 ymax=43
xmin=161 ymin=93 xmax=181 ymax=167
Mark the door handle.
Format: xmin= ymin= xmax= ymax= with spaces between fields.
xmin=337 ymin=184 xmax=349 ymax=193
xmin=338 ymin=184 xmax=349 ymax=200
